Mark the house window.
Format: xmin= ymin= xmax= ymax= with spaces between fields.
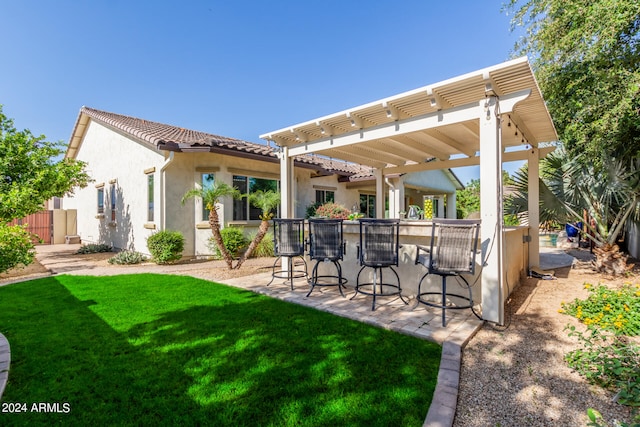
xmin=147 ymin=174 xmax=154 ymax=222
xmin=233 ymin=175 xmax=278 ymax=220
xmin=360 ymin=194 xmax=376 ymax=218
xmin=315 ymin=190 xmax=335 ymax=204
xmin=201 ymin=173 xmax=215 ymax=221
xmin=97 ymin=188 xmax=105 ymax=214
xmin=110 ymin=183 xmax=117 ymax=221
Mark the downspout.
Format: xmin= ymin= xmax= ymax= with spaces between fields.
xmin=384 ymin=176 xmax=395 ymax=191
xmin=160 ymin=151 xmax=175 ymax=231
xmin=384 ymin=176 xmax=396 ymax=191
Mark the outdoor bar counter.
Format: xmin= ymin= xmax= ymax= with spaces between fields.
xmin=306 ymin=220 xmax=530 ymax=309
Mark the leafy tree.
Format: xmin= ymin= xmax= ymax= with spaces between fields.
xmin=182 ymin=182 xmax=239 ymax=269
xmin=456 ymin=172 xmax=513 ymax=219
xmin=0 ymin=106 xmax=90 ymax=273
xmin=0 ymin=106 xmax=90 ymax=222
xmin=234 ymin=190 xmax=280 ymax=269
xmin=506 ymin=0 xmax=640 ymax=165
xmin=506 ymin=0 xmax=640 ymax=272
xmin=456 ymin=179 xmax=480 ymax=219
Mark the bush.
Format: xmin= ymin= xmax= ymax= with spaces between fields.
xmin=108 ymin=250 xmax=147 ymax=265
xmin=561 ymin=283 xmax=640 ymax=335
xmin=249 ymin=231 xmax=274 ymax=258
xmin=562 ymin=282 xmax=640 ymax=421
xmin=0 ymin=224 xmax=35 ymax=273
xmin=147 ymin=230 xmax=184 ymax=264
xmin=76 ymin=243 xmax=112 ymax=254
xmin=209 ymin=226 xmax=249 ymax=259
xmin=565 ymin=326 xmax=640 ymax=409
xmin=305 ymin=202 xmax=321 ymax=219
xmin=314 ymin=202 xmax=351 ymax=219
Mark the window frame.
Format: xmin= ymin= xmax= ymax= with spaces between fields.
xmin=110 ymin=182 xmax=117 ymax=222
xmin=315 ymin=189 xmax=335 ymax=204
xmin=97 ymin=187 xmax=105 ymax=214
xmin=147 ymin=173 xmax=154 ymax=222
xmin=359 ymin=193 xmax=376 ymax=218
xmin=201 ymin=173 xmax=215 ymax=221
xmin=232 ymin=175 xmax=279 ymax=221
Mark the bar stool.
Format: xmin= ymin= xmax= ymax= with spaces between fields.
xmin=352 ymin=218 xmax=408 ymax=310
xmin=267 ymin=218 xmax=307 ymax=289
xmin=415 ymin=219 xmax=481 ymax=326
xmin=307 ymin=218 xmax=347 ymax=297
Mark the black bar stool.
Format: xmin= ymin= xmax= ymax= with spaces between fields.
xmin=415 ymin=219 xmax=481 ymax=326
xmin=307 ymin=218 xmax=347 ymax=297
xmin=352 ymin=219 xmax=408 ymax=310
xmin=267 ymin=218 xmax=307 ymax=289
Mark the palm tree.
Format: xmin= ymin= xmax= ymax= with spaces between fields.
xmin=182 ymin=182 xmax=239 ymax=270
xmin=506 ymin=146 xmax=640 ymax=274
xmin=234 ymin=190 xmax=280 ymax=269
xmin=505 ymin=152 xmax=573 ymax=228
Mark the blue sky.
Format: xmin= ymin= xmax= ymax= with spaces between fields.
xmin=1 ymin=0 xmax=526 ymax=185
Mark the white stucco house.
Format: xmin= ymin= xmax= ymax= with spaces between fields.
xmin=62 ymin=107 xmax=463 ymax=256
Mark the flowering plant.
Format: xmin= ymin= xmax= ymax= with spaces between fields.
xmin=314 ymin=202 xmax=351 ymax=219
xmin=560 ymin=283 xmax=640 ymax=335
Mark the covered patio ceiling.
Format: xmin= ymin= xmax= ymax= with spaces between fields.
xmin=260 ymin=56 xmax=557 ymax=174
xmin=260 ymin=56 xmax=559 ymax=326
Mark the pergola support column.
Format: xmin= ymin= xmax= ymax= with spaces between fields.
xmin=447 ymin=192 xmax=456 ymax=219
xmin=387 ymin=176 xmax=404 ymax=218
xmin=374 ymin=169 xmax=384 ymax=218
xmin=436 ymin=195 xmax=445 ymax=218
xmin=528 ymin=147 xmax=540 ymax=268
xmin=480 ymin=96 xmax=504 ymax=325
xmin=279 ymin=146 xmax=294 ymax=219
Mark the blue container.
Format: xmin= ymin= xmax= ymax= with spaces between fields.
xmin=566 ymin=222 xmax=582 ymax=238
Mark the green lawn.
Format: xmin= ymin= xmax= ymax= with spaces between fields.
xmin=0 ymin=274 xmax=441 ymax=426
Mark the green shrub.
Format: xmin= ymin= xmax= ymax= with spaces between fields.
xmin=147 ymin=230 xmax=184 ymax=264
xmin=209 ymin=226 xmax=248 ymax=259
xmin=565 ymin=325 xmax=640 ymax=409
xmin=108 ymin=250 xmax=147 ymax=265
xmin=0 ymin=224 xmax=35 ymax=273
xmin=76 ymin=243 xmax=112 ymax=254
xmin=305 ymin=202 xmax=321 ymax=218
xmin=562 ymin=282 xmax=640 ymax=421
xmin=249 ymin=231 xmax=274 ymax=258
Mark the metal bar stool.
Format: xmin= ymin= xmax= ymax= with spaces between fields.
xmin=267 ymin=218 xmax=307 ymax=290
xmin=415 ymin=219 xmax=481 ymax=326
xmin=307 ymin=218 xmax=347 ymax=297
xmin=351 ymin=218 xmax=408 ymax=310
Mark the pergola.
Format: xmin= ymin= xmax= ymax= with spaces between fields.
xmin=260 ymin=56 xmax=557 ymax=324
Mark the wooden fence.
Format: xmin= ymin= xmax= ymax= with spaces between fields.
xmin=9 ymin=211 xmax=53 ymax=244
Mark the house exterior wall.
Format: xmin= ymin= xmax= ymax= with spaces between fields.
xmin=404 ymin=170 xmax=458 ymax=193
xmin=62 ymin=120 xmax=166 ymax=253
xmin=177 ymin=154 xmax=362 ymax=256
xmin=64 ymin=118 xmax=463 ymax=258
xmin=403 ymin=170 xmax=459 ymax=218
xmin=295 ymin=173 xmax=362 ymax=217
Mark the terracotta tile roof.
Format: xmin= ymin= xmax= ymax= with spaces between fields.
xmin=80 ymin=106 xmax=274 ymax=154
xmin=77 ymin=106 xmax=368 ymax=177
